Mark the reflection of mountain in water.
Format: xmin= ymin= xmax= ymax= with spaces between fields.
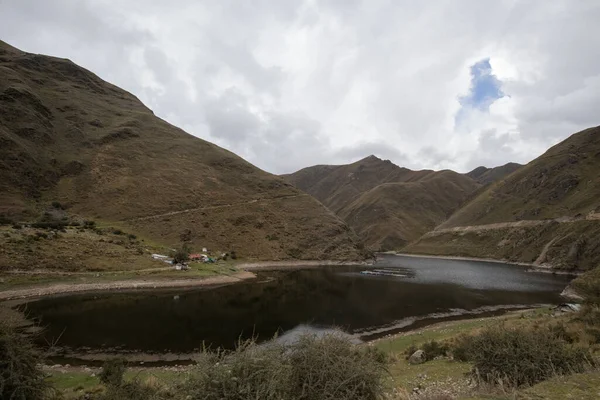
xmin=24 ymin=255 xmax=571 ymax=355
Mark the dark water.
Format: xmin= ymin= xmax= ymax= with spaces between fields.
xmin=23 ymin=255 xmax=571 ymax=355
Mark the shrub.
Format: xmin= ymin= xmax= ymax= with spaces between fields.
xmin=83 ymin=220 xmax=96 ymax=228
xmin=420 ymin=340 xmax=449 ymax=361
xmin=230 ymin=250 xmax=237 ymax=260
xmin=128 ymin=233 xmax=137 ymax=240
xmin=0 ymin=324 xmax=54 ymax=400
xmin=51 ymin=201 xmax=64 ymax=209
xmin=452 ymin=327 xmax=593 ymax=387
xmin=171 ymin=244 xmax=191 ymax=264
xmin=287 ymin=334 xmax=387 ymax=400
xmin=0 ymin=215 xmax=13 ymax=225
xmin=31 ymin=221 xmax=68 ymax=230
xmin=179 ymin=334 xmax=387 ymax=400
xmin=99 ymin=358 xmax=127 ymax=387
xmin=181 ymin=340 xmax=289 ymax=400
xmin=11 ymin=223 xmax=22 ymax=229
xmin=112 ymin=229 xmax=123 ymax=235
xmin=98 ymin=379 xmax=163 ymax=400
xmin=404 ymin=344 xmax=418 ymax=360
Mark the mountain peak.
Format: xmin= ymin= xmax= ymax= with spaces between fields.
xmin=360 ymin=155 xmax=382 ymax=162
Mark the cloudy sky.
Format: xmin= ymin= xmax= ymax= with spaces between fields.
xmin=1 ymin=1 xmax=599 ymax=174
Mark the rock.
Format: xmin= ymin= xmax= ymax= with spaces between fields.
xmin=561 ymin=286 xmax=584 ymax=301
xmin=408 ymin=349 xmax=426 ymax=364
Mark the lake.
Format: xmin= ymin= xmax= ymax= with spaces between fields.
xmin=23 ymin=255 xmax=571 ymax=360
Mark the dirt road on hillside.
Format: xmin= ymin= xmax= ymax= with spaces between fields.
xmin=121 ymin=194 xmax=308 ymax=222
xmin=426 ymin=212 xmax=600 ymax=237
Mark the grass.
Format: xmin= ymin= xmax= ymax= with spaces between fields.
xmin=519 ymin=370 xmax=600 ymax=400
xmin=0 ymin=225 xmax=246 ymax=293
xmin=48 ymin=335 xmax=387 ymax=400
xmin=47 ymin=368 xmax=186 ymax=399
xmin=41 ymin=308 xmax=600 ymax=399
xmin=372 ymin=308 xmax=598 ymax=398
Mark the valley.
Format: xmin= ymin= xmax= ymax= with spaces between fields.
xmin=1 ymin=37 xmax=600 ymax=400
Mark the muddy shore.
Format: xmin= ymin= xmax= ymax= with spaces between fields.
xmin=0 ymin=271 xmax=256 ymax=301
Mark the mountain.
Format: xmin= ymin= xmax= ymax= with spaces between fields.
xmin=284 ymin=156 xmax=480 ymax=250
xmin=406 ymin=126 xmax=600 ymax=270
xmin=0 ymin=40 xmax=363 ymax=261
xmin=466 ymin=162 xmax=522 ymax=185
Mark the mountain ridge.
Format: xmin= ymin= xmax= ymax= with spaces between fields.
xmin=0 ymin=39 xmax=363 ymax=261
xmin=284 ymin=155 xmax=482 ymax=250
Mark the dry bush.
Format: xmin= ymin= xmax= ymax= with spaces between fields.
xmin=99 ymin=358 xmax=126 ymax=387
xmin=0 ymin=323 xmax=55 ymax=400
xmin=452 ymin=327 xmax=593 ymax=387
xmin=179 ymin=334 xmax=388 ymax=400
xmin=287 ymin=334 xmax=387 ymax=400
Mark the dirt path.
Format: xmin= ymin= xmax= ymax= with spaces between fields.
xmin=393 ymin=252 xmax=535 ymax=267
xmin=0 ymin=271 xmax=256 ymax=301
xmin=427 ymin=213 xmax=600 ymax=237
xmin=122 ymin=194 xmax=307 ymax=222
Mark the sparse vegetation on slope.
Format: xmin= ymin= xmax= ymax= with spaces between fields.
xmin=443 ymin=126 xmax=600 ymax=229
xmin=408 ymin=127 xmax=600 ymax=271
xmin=0 ymin=40 xmax=362 ymax=262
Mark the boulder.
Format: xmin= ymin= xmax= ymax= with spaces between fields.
xmin=408 ymin=349 xmax=426 ymax=365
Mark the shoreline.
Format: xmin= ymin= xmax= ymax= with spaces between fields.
xmin=238 ymin=259 xmax=371 ymax=270
xmin=392 ymin=252 xmax=582 ymax=275
xmin=40 ymin=304 xmax=549 ymax=367
xmin=0 ymin=271 xmax=256 ymax=301
xmin=0 ymin=259 xmax=370 ymax=301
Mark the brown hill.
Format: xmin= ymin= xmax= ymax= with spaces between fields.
xmin=284 ymin=156 xmax=480 ymax=250
xmin=406 ymin=126 xmax=600 ymax=271
xmin=0 ymin=40 xmax=362 ymax=261
xmin=466 ymin=162 xmax=522 ymax=186
xmin=442 ymin=127 xmax=600 ymax=228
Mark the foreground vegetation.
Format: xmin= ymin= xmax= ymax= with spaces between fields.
xmin=3 ymin=302 xmax=600 ymax=399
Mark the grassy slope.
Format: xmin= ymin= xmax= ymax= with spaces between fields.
xmin=0 ymin=40 xmax=362 ymax=261
xmin=0 ymin=225 xmax=243 ymax=291
xmin=337 ymin=171 xmax=480 ymax=250
xmin=443 ymin=126 xmax=600 ymax=229
xmin=284 ymin=156 xmax=480 ymax=250
xmin=406 ymin=127 xmax=600 ymax=271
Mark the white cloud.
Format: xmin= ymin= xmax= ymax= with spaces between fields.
xmin=1 ymin=0 xmax=599 ymax=173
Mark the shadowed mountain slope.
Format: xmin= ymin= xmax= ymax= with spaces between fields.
xmin=284 ymin=156 xmax=480 ymax=250
xmin=0 ymin=40 xmax=362 ymax=261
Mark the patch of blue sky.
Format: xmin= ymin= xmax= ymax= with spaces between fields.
xmin=455 ymin=58 xmax=505 ymax=127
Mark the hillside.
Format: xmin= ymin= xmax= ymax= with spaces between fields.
xmin=466 ymin=162 xmax=522 ymax=185
xmin=406 ymin=126 xmax=600 ymax=270
xmin=442 ymin=126 xmax=600 ymax=228
xmin=0 ymin=40 xmax=363 ymax=262
xmin=284 ymin=156 xmax=480 ymax=250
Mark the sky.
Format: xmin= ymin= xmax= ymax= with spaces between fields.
xmin=1 ymin=1 xmax=599 ymax=174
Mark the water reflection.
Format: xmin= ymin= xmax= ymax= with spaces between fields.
xmin=24 ymin=255 xmax=571 ymax=354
